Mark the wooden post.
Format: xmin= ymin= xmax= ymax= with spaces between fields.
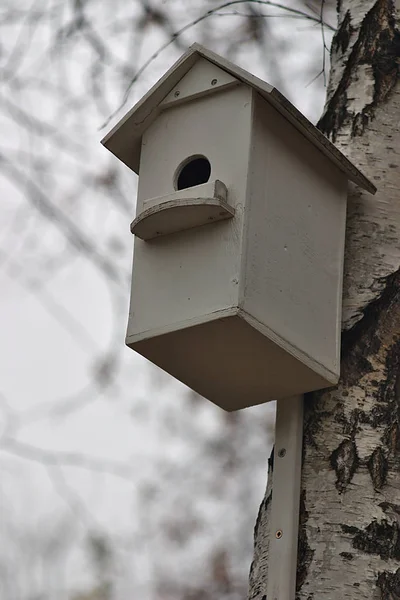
xmin=267 ymin=395 xmax=303 ymax=600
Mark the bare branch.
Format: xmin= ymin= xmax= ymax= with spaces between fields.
xmin=101 ymin=0 xmax=336 ymax=128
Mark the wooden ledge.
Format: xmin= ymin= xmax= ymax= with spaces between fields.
xmin=131 ymin=180 xmax=234 ymax=241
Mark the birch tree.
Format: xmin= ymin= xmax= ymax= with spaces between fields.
xmin=249 ymin=0 xmax=400 ymax=598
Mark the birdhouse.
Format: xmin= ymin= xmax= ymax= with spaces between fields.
xmin=102 ymin=44 xmax=375 ymax=411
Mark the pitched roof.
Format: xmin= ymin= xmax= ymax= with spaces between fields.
xmin=101 ymin=43 xmax=376 ymax=194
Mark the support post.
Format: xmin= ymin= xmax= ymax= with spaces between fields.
xmin=267 ymin=395 xmax=304 ymax=600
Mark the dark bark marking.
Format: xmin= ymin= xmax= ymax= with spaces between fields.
xmin=318 ymin=0 xmax=400 ymax=140
xmin=368 ymin=446 xmax=388 ymax=489
xmin=341 ymin=336 xmax=375 ymax=388
xmin=303 ymin=390 xmax=332 ymax=449
xmin=330 ymin=439 xmax=359 ymax=492
xmin=341 ymin=524 xmax=359 ymax=535
xmin=378 ymin=339 xmax=400 ymax=468
xmin=380 ymin=501 xmax=400 ymax=522
xmin=335 ymin=406 xmax=371 ymax=437
xmin=384 ymin=422 xmax=400 ymax=455
xmin=296 ymin=490 xmax=314 ymax=592
xmin=333 ymin=11 xmax=354 ymax=55
xmin=377 ymin=568 xmax=400 ymax=600
xmin=340 ymin=551 xmax=354 ymax=560
xmin=377 ymin=340 xmax=400 ymax=408
xmin=268 ymin=445 xmax=274 ymax=473
xmin=371 ymin=403 xmax=393 ymax=428
xmin=342 ymin=269 xmax=400 ymax=381
xmin=342 ymin=519 xmax=400 ymax=560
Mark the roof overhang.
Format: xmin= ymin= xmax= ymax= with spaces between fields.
xmin=101 ymin=44 xmax=376 ymax=194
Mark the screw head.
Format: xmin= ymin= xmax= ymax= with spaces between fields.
xmin=211 ymin=78 xmax=218 ymax=86
xmin=275 ymin=529 xmax=283 ymax=539
xmin=174 ymin=90 xmax=180 ymax=97
xmin=278 ymin=448 xmax=286 ymax=458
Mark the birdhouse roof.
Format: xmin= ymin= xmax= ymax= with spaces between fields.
xmin=101 ymin=44 xmax=376 ymax=194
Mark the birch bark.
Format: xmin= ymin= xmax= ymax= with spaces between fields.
xmin=248 ymin=1 xmax=400 ymax=598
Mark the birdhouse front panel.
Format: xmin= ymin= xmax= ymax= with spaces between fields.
xmin=127 ymin=82 xmax=253 ymax=340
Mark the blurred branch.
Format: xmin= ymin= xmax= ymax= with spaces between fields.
xmin=0 ymin=152 xmax=128 ymax=286
xmin=1 ymin=0 xmax=45 ymax=80
xmin=0 ymin=95 xmax=88 ymax=157
xmin=17 ymin=361 xmax=122 ymax=428
xmin=1 ymin=437 xmax=134 ymax=480
xmin=46 ymin=463 xmax=102 ymax=529
xmin=0 ymin=248 xmax=98 ymax=353
xmin=102 ymin=0 xmax=336 ymax=128
xmin=0 ymin=392 xmax=18 ymax=441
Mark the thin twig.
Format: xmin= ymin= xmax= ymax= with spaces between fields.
xmin=101 ymin=0 xmax=336 ymax=128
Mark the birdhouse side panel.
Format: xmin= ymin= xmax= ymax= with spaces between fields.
xmin=127 ymin=86 xmax=253 ymax=340
xmin=241 ymin=93 xmax=347 ymax=379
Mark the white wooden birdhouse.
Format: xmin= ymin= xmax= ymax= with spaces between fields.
xmin=102 ymin=44 xmax=375 ymax=411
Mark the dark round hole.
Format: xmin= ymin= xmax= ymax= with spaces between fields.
xmin=176 ymin=156 xmax=211 ymax=190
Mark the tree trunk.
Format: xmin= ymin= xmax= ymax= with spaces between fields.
xmin=248 ymin=1 xmax=400 ymax=598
